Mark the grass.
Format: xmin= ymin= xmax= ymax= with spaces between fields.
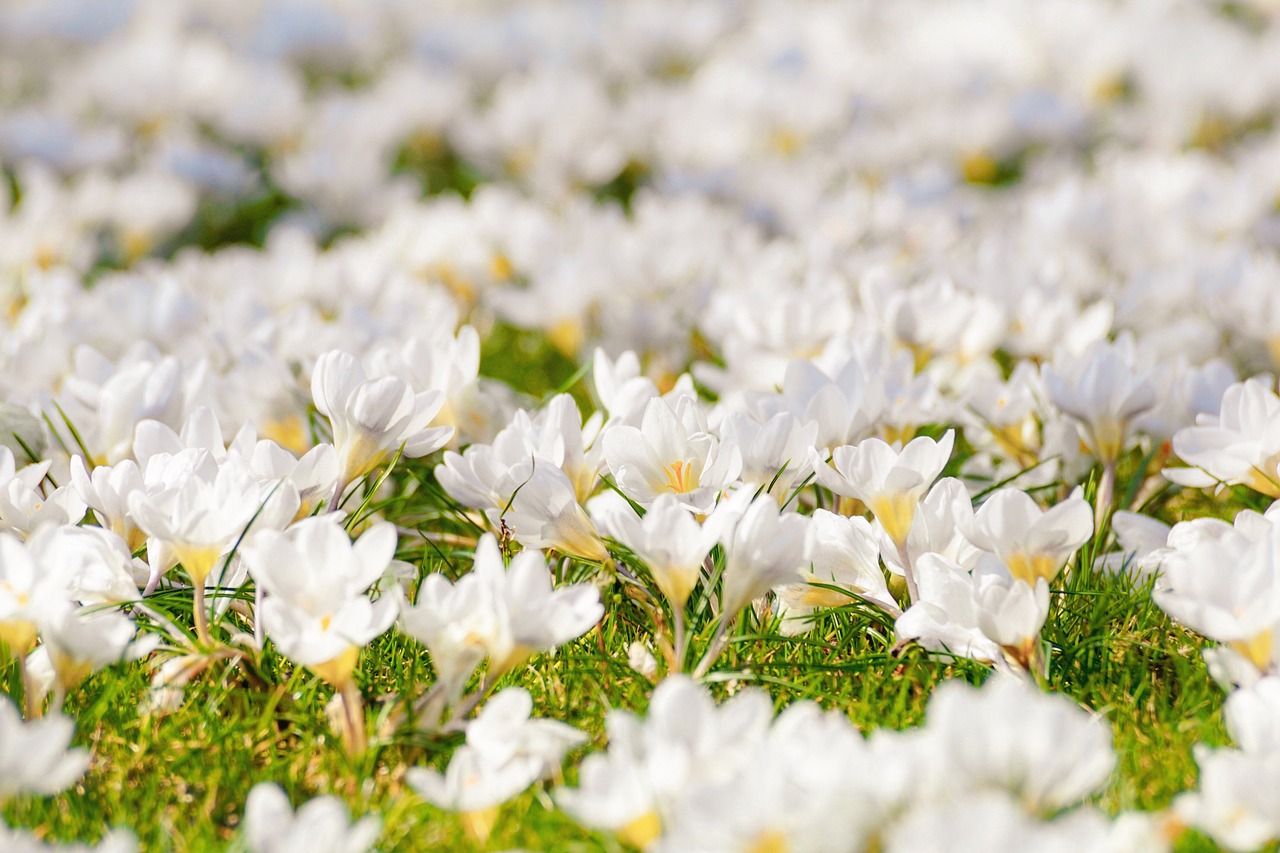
xmin=0 ymin=489 xmax=1247 ymax=850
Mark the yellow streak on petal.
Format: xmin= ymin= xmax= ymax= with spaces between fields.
xmin=172 ymin=544 xmax=223 ymax=587
xmin=1230 ymin=628 xmax=1274 ymax=672
xmin=748 ymin=829 xmax=791 ymax=853
xmin=309 ymin=645 xmax=360 ymax=688
xmin=0 ymin=620 xmax=39 ymax=656
xmin=262 ymin=413 xmax=310 ymax=455
xmin=617 ymin=811 xmax=662 ymax=850
xmin=548 ymin=317 xmax=584 ymax=358
xmin=870 ymin=493 xmax=917 ymax=549
xmin=1006 ymin=552 xmax=1063 ymax=585
xmin=462 ymin=806 xmax=500 ymax=845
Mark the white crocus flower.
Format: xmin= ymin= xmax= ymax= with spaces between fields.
xmin=600 ymin=492 xmax=723 ymax=611
xmin=964 ymin=488 xmax=1094 ymax=585
xmin=775 ymin=509 xmax=896 ymax=634
xmin=972 ymin=560 xmax=1052 ymax=671
xmin=1168 ymin=377 xmax=1280 ymax=498
xmin=0 ymin=446 xmax=86 ymax=537
xmin=498 ymin=460 xmax=609 ymax=562
xmin=1043 ymin=337 xmax=1158 ymax=467
xmin=0 ymin=695 xmax=90 ymax=800
xmin=718 ymin=411 xmax=819 ymax=501
xmin=40 ymin=603 xmax=136 ymax=698
xmin=0 ymin=532 xmax=66 ymax=656
xmin=400 ymin=534 xmax=602 ymax=693
xmin=811 ymin=430 xmax=954 ymax=602
xmin=895 ymin=553 xmax=1003 ymax=665
xmin=1154 ymin=526 xmax=1280 ymax=675
xmin=718 ymin=494 xmax=810 ymax=620
xmin=923 ymin=675 xmax=1116 ymax=814
xmin=811 ymin=431 xmax=955 ymax=548
xmin=1176 ymin=746 xmax=1280 ymax=852
xmin=602 ymin=396 xmax=741 ymax=513
xmin=242 ymin=518 xmax=399 ymax=689
xmin=409 ymin=686 xmax=586 ymax=842
xmin=242 ymin=783 xmax=380 ymax=853
xmin=69 ymin=456 xmax=147 ymax=552
xmin=311 ymin=350 xmax=453 ymax=504
xmin=129 ymin=452 xmax=299 ymax=642
xmin=468 ymin=533 xmax=603 ymax=676
xmin=29 ymin=525 xmax=140 ymax=607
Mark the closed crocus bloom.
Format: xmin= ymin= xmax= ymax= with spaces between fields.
xmin=0 ymin=695 xmax=89 ymax=800
xmin=719 ymin=494 xmax=810 ymax=618
xmin=895 ymin=553 xmax=1002 ymax=665
xmin=718 ymin=411 xmax=819 ymax=500
xmin=311 ymin=350 xmax=454 ymax=502
xmin=811 ymin=431 xmax=955 ymax=549
xmin=600 ymin=492 xmax=721 ymax=610
xmin=242 ymin=783 xmax=380 ymax=853
xmin=964 ymin=488 xmax=1093 ymax=585
xmin=972 ymin=558 xmax=1051 ymax=671
xmin=243 ymin=518 xmax=399 ymax=688
xmin=70 ymin=455 xmax=147 ymax=551
xmin=0 ymin=533 xmax=65 ymax=656
xmin=1042 ymin=337 xmax=1157 ymax=467
xmin=40 ymin=603 xmax=136 ymax=694
xmin=469 ymin=534 xmax=603 ymax=675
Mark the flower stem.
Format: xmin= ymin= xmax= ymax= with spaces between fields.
xmin=16 ymin=653 xmax=39 ymax=718
xmin=896 ymin=541 xmax=920 ymax=606
xmin=441 ymin=674 xmax=500 ymax=733
xmin=340 ymin=680 xmax=367 ymax=757
xmin=693 ymin=615 xmax=735 ymax=679
xmin=329 ymin=477 xmax=348 ymax=514
xmin=672 ymin=604 xmax=687 ymax=673
xmin=192 ymin=581 xmax=212 ymax=647
xmin=1096 ymin=459 xmax=1116 ymax=533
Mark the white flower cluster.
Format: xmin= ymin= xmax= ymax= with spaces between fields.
xmin=557 ymin=675 xmax=1149 ymax=853
xmin=3 ymin=0 xmax=1280 ymax=849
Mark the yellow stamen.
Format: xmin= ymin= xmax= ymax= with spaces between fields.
xmin=662 ymin=460 xmax=698 ymax=494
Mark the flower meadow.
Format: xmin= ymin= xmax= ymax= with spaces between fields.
xmin=8 ymin=1 xmax=1280 ymax=851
